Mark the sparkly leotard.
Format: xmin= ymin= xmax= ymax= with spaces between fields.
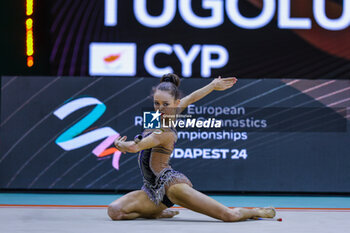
xmin=138 ymin=127 xmax=192 ymax=207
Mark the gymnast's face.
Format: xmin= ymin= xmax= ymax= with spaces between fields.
xmin=153 ymin=90 xmax=180 ymax=117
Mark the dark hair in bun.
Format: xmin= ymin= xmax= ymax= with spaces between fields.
xmin=160 ymin=73 xmax=180 ymax=87
xmin=153 ymin=73 xmax=181 ymax=99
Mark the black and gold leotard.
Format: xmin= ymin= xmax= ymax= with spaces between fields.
xmin=138 ymin=127 xmax=192 ymax=207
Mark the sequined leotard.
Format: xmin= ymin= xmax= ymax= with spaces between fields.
xmin=138 ymin=127 xmax=192 ymax=207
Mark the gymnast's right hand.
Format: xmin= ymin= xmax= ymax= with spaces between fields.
xmin=114 ymin=135 xmax=127 ymax=154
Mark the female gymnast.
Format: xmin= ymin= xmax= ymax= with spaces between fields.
xmin=109 ymin=73 xmax=276 ymax=221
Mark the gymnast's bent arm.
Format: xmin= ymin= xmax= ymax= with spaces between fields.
xmin=114 ymin=132 xmax=173 ymax=154
xmin=177 ymin=76 xmax=237 ymax=113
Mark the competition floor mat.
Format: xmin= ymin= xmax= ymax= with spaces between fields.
xmin=0 ymin=193 xmax=349 ymax=233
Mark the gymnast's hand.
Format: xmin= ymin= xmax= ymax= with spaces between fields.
xmin=114 ymin=135 xmax=128 ymax=154
xmin=210 ymin=76 xmax=237 ymax=91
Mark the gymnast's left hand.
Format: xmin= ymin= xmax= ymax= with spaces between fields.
xmin=211 ymin=76 xmax=237 ymax=91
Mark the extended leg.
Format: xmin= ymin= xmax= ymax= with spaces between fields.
xmin=166 ymin=183 xmax=275 ymax=222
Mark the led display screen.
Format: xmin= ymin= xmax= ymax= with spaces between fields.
xmin=1 ymin=76 xmax=349 ymax=192
xmin=49 ymin=0 xmax=350 ymax=78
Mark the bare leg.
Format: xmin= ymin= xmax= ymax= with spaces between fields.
xmin=166 ymin=183 xmax=275 ymax=222
xmin=107 ymin=190 xmax=179 ymax=220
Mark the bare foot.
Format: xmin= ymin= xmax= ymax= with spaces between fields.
xmin=152 ymin=209 xmax=180 ymax=219
xmin=255 ymin=207 xmax=276 ymax=218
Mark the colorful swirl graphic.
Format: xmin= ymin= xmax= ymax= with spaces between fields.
xmin=53 ymin=97 xmax=122 ymax=170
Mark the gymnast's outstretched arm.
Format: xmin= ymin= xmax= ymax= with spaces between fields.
xmin=177 ymin=76 xmax=237 ymax=113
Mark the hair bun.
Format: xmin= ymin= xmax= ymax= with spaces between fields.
xmin=160 ymin=73 xmax=180 ymax=87
xmin=163 ymin=77 xmax=172 ymax=82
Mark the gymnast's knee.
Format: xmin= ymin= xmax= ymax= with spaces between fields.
xmin=166 ymin=183 xmax=192 ymax=203
xmin=107 ymin=204 xmax=125 ymax=220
